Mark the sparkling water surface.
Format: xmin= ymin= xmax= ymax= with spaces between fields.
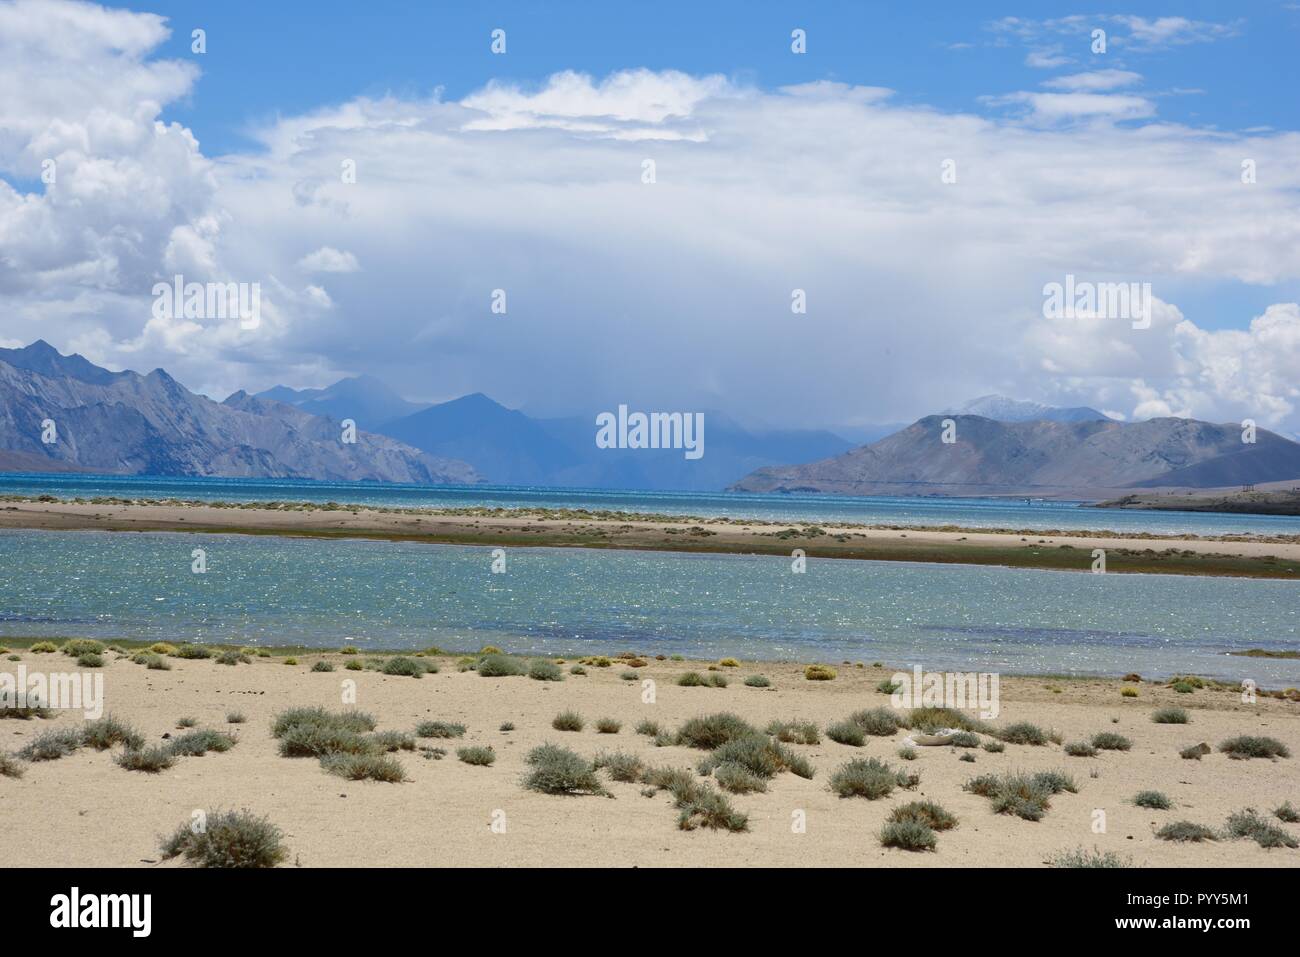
xmin=2 ymin=528 xmax=1295 ymax=683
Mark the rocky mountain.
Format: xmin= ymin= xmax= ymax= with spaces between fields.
xmin=0 ymin=341 xmax=480 ymax=484
xmin=254 ymin=375 xmax=426 ymax=429
xmin=948 ymin=394 xmax=1111 ymax=423
xmin=380 ymin=394 xmax=855 ymax=491
xmin=730 ymin=415 xmax=1300 ymax=496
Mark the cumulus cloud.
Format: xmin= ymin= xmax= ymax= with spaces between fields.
xmin=3 ymin=0 xmax=1299 ymax=433
xmin=298 ymin=247 xmax=359 ymax=273
xmin=1044 ymin=69 xmax=1143 ymax=92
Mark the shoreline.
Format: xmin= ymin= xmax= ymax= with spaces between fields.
xmin=3 ymin=496 xmax=1299 ymax=579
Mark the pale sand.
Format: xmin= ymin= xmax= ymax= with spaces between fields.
xmin=2 ymin=650 xmax=1297 ymax=867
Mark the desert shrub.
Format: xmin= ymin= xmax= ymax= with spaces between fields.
xmin=477 ymin=654 xmax=527 ymax=677
xmin=594 ymin=750 xmax=646 ymax=783
xmin=1152 ymin=707 xmax=1189 ymax=724
xmin=569 ymin=665 xmax=587 ymax=676
xmin=1156 ymin=821 xmax=1218 ymax=842
xmin=168 ymin=729 xmax=235 ymax=757
xmin=1274 ymin=801 xmax=1299 ymax=823
xmin=830 ymin=758 xmax=912 ymax=800
xmin=369 ymin=731 xmax=416 ymax=752
xmin=704 ymin=735 xmax=807 ymax=781
xmin=718 ymin=657 xmax=739 ymax=667
xmin=676 ymin=671 xmax=708 ymax=686
xmin=1171 ymin=681 xmax=1195 ymax=694
xmin=338 ymin=646 xmax=358 ymax=655
xmin=804 ymin=664 xmax=836 ymax=681
xmin=1134 ymin=790 xmax=1172 ymax=809
xmin=226 ymin=711 xmax=246 ymax=724
xmin=19 ymin=727 xmax=83 ymax=761
xmin=320 ymin=752 xmax=405 ymax=782
xmin=552 ymin=710 xmax=584 ymax=732
xmin=949 ymin=731 xmax=981 ymax=748
xmin=997 ymin=722 xmax=1052 ymax=746
xmin=272 ymin=706 xmax=375 ymax=737
xmin=890 ymin=800 xmax=958 ymax=831
xmin=81 ymin=715 xmax=144 ymax=751
xmin=115 ymin=746 xmax=176 ymax=773
xmin=1226 ymin=808 xmax=1299 ymax=848
xmin=713 ymin=761 xmax=768 ymax=794
xmin=528 ymin=659 xmax=564 ymax=682
xmin=176 ymin=716 xmax=197 ymax=728
xmin=982 ymin=739 xmax=1005 ymax=753
xmin=0 ymin=696 xmax=53 ymax=719
xmin=826 ymin=719 xmax=866 ymax=747
xmin=1091 ymin=732 xmax=1132 ymax=751
xmin=380 ymin=656 xmax=423 ymax=678
xmin=845 ymin=707 xmax=901 ymax=737
xmin=345 ymin=659 xmax=363 ymax=670
xmin=674 ymin=713 xmax=758 ymax=750
xmin=174 ymin=644 xmax=211 ymax=660
xmin=415 ymin=721 xmax=466 ymax=739
xmin=595 ymin=718 xmax=621 ymax=734
xmin=880 ymin=819 xmax=936 ymax=851
xmin=131 ymin=651 xmax=170 ymax=670
xmin=635 ymin=719 xmax=662 ymax=737
xmin=876 ymin=678 xmax=901 ymax=694
xmin=1180 ymin=742 xmax=1211 ymax=760
xmin=1065 ymin=741 xmax=1097 ymax=757
xmin=311 ymin=660 xmax=335 ymax=672
xmin=216 ymin=650 xmax=249 ymax=666
xmin=30 ymin=641 xmax=58 ymax=653
xmin=61 ymin=639 xmax=104 ymax=657
xmin=620 ymin=670 xmax=638 ymax=681
xmin=898 ymin=746 xmax=917 ymax=760
xmin=278 ymin=723 xmax=375 ymax=758
xmin=707 ymin=672 xmax=728 ymax=688
xmin=499 ymin=722 xmax=515 ymax=732
xmin=1121 ymin=687 xmax=1138 ymax=698
xmin=523 ymin=743 xmax=607 ymax=796
xmin=1219 ymin=736 xmax=1289 ymax=760
xmin=965 ymin=770 xmax=1074 ymax=821
xmin=0 ymin=752 xmax=23 ymax=778
xmin=457 ymin=746 xmax=496 ymax=766
xmin=907 ymin=707 xmax=986 ymax=733
xmin=148 ymin=642 xmax=177 ymax=655
xmin=766 ymin=719 xmax=820 ymax=745
xmin=76 ymin=652 xmax=104 ymax=668
xmin=284 ymin=658 xmax=297 ymax=666
xmin=744 ymin=675 xmax=770 ymax=687
xmin=1048 ymin=847 xmax=1130 ymax=868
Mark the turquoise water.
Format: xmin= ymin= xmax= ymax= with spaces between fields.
xmin=2 ymin=529 xmax=1295 ymax=683
xmin=4 ymin=471 xmax=1300 ymax=536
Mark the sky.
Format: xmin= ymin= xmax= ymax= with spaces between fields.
xmin=1 ymin=0 xmax=1299 ymax=434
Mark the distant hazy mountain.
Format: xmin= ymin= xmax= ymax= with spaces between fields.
xmin=254 ymin=375 xmax=426 ymax=427
xmin=0 ymin=341 xmax=479 ymax=484
xmin=731 ymin=414 xmax=1300 ymax=495
xmin=948 ymin=394 xmax=1111 ymax=423
xmin=380 ymin=395 xmax=855 ymax=491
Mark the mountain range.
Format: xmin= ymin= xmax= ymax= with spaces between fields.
xmin=5 ymin=340 xmax=1300 ymax=497
xmin=730 ymin=415 xmax=1300 ymax=496
xmin=0 ymin=341 xmax=478 ymax=484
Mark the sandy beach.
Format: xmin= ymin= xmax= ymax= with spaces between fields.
xmin=2 ymin=642 xmax=1296 ymax=868
xmin=3 ymin=497 xmax=1299 ymax=578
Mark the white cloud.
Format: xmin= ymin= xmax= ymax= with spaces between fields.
xmin=298 ymin=247 xmax=359 ymax=273
xmin=1044 ymin=69 xmax=1143 ymax=92
xmin=3 ymin=0 xmax=1299 ymax=433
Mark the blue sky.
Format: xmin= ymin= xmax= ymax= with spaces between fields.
xmin=134 ymin=0 xmax=1300 ymax=157
xmin=3 ymin=0 xmax=1299 ymax=433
